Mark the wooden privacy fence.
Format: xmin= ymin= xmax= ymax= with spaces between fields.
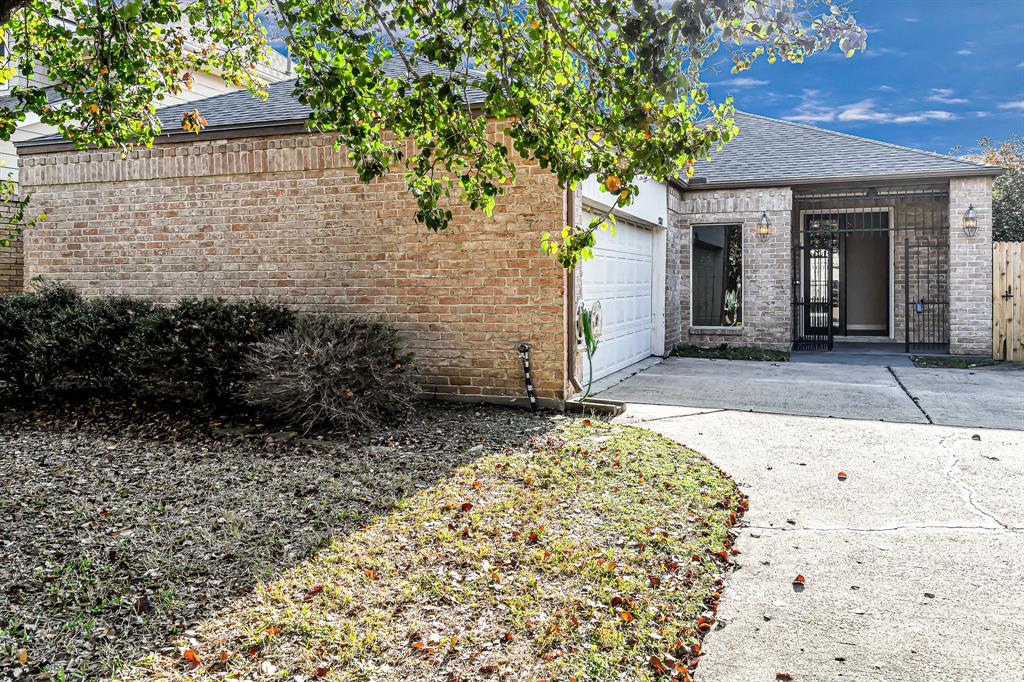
xmin=993 ymin=241 xmax=1023 ymax=361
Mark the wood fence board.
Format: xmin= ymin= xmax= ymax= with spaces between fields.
xmin=993 ymin=242 xmax=1023 ymax=361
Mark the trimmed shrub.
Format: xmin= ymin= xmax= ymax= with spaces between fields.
xmin=72 ymin=296 xmax=163 ymax=392
xmin=239 ymin=316 xmax=418 ymax=431
xmin=0 ymin=286 xmax=418 ymax=432
xmin=0 ymin=282 xmax=84 ymax=394
xmin=0 ymin=287 xmax=296 ymax=404
xmin=147 ymin=298 xmax=296 ymax=402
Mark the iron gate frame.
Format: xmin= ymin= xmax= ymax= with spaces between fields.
xmin=791 ymin=184 xmax=951 ymax=354
xmin=903 ymin=237 xmax=951 ymax=353
xmin=792 ymin=241 xmax=834 ymax=351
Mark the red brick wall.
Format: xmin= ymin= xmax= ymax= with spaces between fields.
xmin=0 ymin=238 xmax=22 ymax=293
xmin=0 ymin=202 xmax=23 ymax=292
xmin=19 ymin=129 xmax=569 ymax=404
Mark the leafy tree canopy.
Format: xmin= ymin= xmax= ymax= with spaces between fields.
xmin=978 ymin=135 xmax=1023 ymax=242
xmin=0 ymin=0 xmax=865 ymax=266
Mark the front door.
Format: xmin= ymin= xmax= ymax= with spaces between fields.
xmin=800 ymin=212 xmax=891 ymax=340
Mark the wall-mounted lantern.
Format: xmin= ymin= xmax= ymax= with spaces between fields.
xmin=757 ymin=211 xmax=772 ymax=242
xmin=963 ymin=204 xmax=978 ymax=237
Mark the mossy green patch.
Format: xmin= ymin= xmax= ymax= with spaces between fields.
xmin=672 ymin=343 xmax=789 ymax=362
xmin=910 ymin=355 xmax=999 ymax=369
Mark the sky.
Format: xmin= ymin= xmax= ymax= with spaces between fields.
xmin=706 ymin=0 xmax=1024 ymax=155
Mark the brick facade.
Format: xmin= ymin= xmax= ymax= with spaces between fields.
xmin=19 ymin=129 xmax=569 ymax=405
xmin=0 ymin=200 xmax=23 ymax=292
xmin=0 ymin=237 xmax=22 ymax=293
xmin=949 ymin=176 xmax=994 ymax=355
xmin=667 ymin=185 xmax=793 ymax=350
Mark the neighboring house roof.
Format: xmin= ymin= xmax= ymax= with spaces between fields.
xmin=684 ymin=111 xmax=1000 ymax=188
xmin=0 ymin=86 xmax=65 ymax=111
xmin=18 ymin=57 xmax=488 ymax=149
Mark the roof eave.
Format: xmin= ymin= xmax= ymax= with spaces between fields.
xmin=15 ymin=119 xmax=314 ymax=155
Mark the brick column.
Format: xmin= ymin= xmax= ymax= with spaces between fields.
xmin=949 ymin=176 xmax=993 ymax=356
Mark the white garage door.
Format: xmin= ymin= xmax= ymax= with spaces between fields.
xmin=580 ymin=211 xmax=654 ymax=383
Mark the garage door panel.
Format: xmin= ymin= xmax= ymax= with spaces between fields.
xmin=580 ymin=211 xmax=654 ymax=383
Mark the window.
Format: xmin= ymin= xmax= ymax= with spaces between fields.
xmin=691 ymin=224 xmax=743 ymax=327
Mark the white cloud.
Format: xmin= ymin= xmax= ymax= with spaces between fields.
xmin=999 ymin=100 xmax=1024 ymax=110
xmin=904 ymin=17 xmax=920 ymax=23
xmin=926 ymin=88 xmax=968 ymax=104
xmin=784 ymin=92 xmax=959 ymax=125
xmin=864 ymin=46 xmax=904 ymax=59
xmin=784 ymin=89 xmax=839 ymax=122
xmin=720 ymin=77 xmax=770 ymax=88
xmin=957 ymin=49 xmax=973 ymax=56
xmin=974 ymin=111 xmax=991 ymax=118
xmin=838 ymin=100 xmax=894 ymax=122
xmin=877 ymin=85 xmax=897 ymax=92
xmin=1018 ymin=61 xmax=1024 ymax=68
xmin=890 ymin=110 xmax=959 ymax=124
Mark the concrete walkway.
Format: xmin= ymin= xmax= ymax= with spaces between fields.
xmin=598 ymin=357 xmax=1024 ymax=430
xmin=616 ymin=405 xmax=1024 ymax=681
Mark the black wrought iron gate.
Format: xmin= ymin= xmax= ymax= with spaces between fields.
xmin=792 ymin=184 xmax=952 ymax=354
xmin=792 ymin=242 xmax=834 ymax=351
xmin=904 ymin=238 xmax=950 ymax=353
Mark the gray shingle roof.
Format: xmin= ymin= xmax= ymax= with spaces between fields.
xmin=19 ymin=57 xmax=488 ymax=147
xmin=0 ymin=85 xmax=64 ymax=111
xmin=686 ymin=111 xmax=999 ymax=187
xmin=17 ymin=85 xmax=1004 ymax=186
xmin=154 ymin=78 xmax=310 ymax=131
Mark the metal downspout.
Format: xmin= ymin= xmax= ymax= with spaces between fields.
xmin=565 ymin=186 xmax=583 ymax=395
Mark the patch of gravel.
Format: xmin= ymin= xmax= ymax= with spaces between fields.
xmin=0 ymin=399 xmax=559 ymax=680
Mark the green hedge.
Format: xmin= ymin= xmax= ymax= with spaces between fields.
xmin=0 ymin=283 xmax=419 ymax=429
xmin=0 ymin=283 xmax=296 ymax=403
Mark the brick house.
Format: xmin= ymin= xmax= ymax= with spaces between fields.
xmin=0 ymin=48 xmax=293 ymax=293
xmin=14 ymin=88 xmax=1000 ymax=407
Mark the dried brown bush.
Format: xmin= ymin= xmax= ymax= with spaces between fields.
xmin=240 ymin=315 xmax=418 ymax=431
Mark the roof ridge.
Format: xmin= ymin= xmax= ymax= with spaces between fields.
xmin=731 ymin=110 xmax=996 ymax=171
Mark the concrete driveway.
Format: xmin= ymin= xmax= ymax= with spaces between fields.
xmin=615 ymin=405 xmax=1024 ymax=681
xmin=599 ymin=357 xmax=1024 ymax=430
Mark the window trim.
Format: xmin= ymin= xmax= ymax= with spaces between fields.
xmin=689 ymin=222 xmax=745 ymax=330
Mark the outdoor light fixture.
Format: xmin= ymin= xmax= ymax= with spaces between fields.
xmin=963 ymin=204 xmax=978 ymax=237
xmin=757 ymin=211 xmax=772 ymax=242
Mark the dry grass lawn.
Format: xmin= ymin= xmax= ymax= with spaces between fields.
xmin=121 ymin=419 xmax=745 ymax=682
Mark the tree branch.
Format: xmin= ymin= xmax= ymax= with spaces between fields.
xmin=0 ymin=0 xmax=29 ymax=26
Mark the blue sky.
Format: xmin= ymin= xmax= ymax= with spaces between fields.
xmin=707 ymin=0 xmax=1024 ymax=155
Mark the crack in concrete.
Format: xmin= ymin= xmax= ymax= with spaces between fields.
xmin=887 ymin=366 xmax=933 ymax=424
xmin=627 ymin=408 xmax=728 ymax=424
xmin=937 ymin=433 xmax=1017 ymax=530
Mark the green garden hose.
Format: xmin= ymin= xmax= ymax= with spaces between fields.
xmin=580 ymin=306 xmax=599 ymax=400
